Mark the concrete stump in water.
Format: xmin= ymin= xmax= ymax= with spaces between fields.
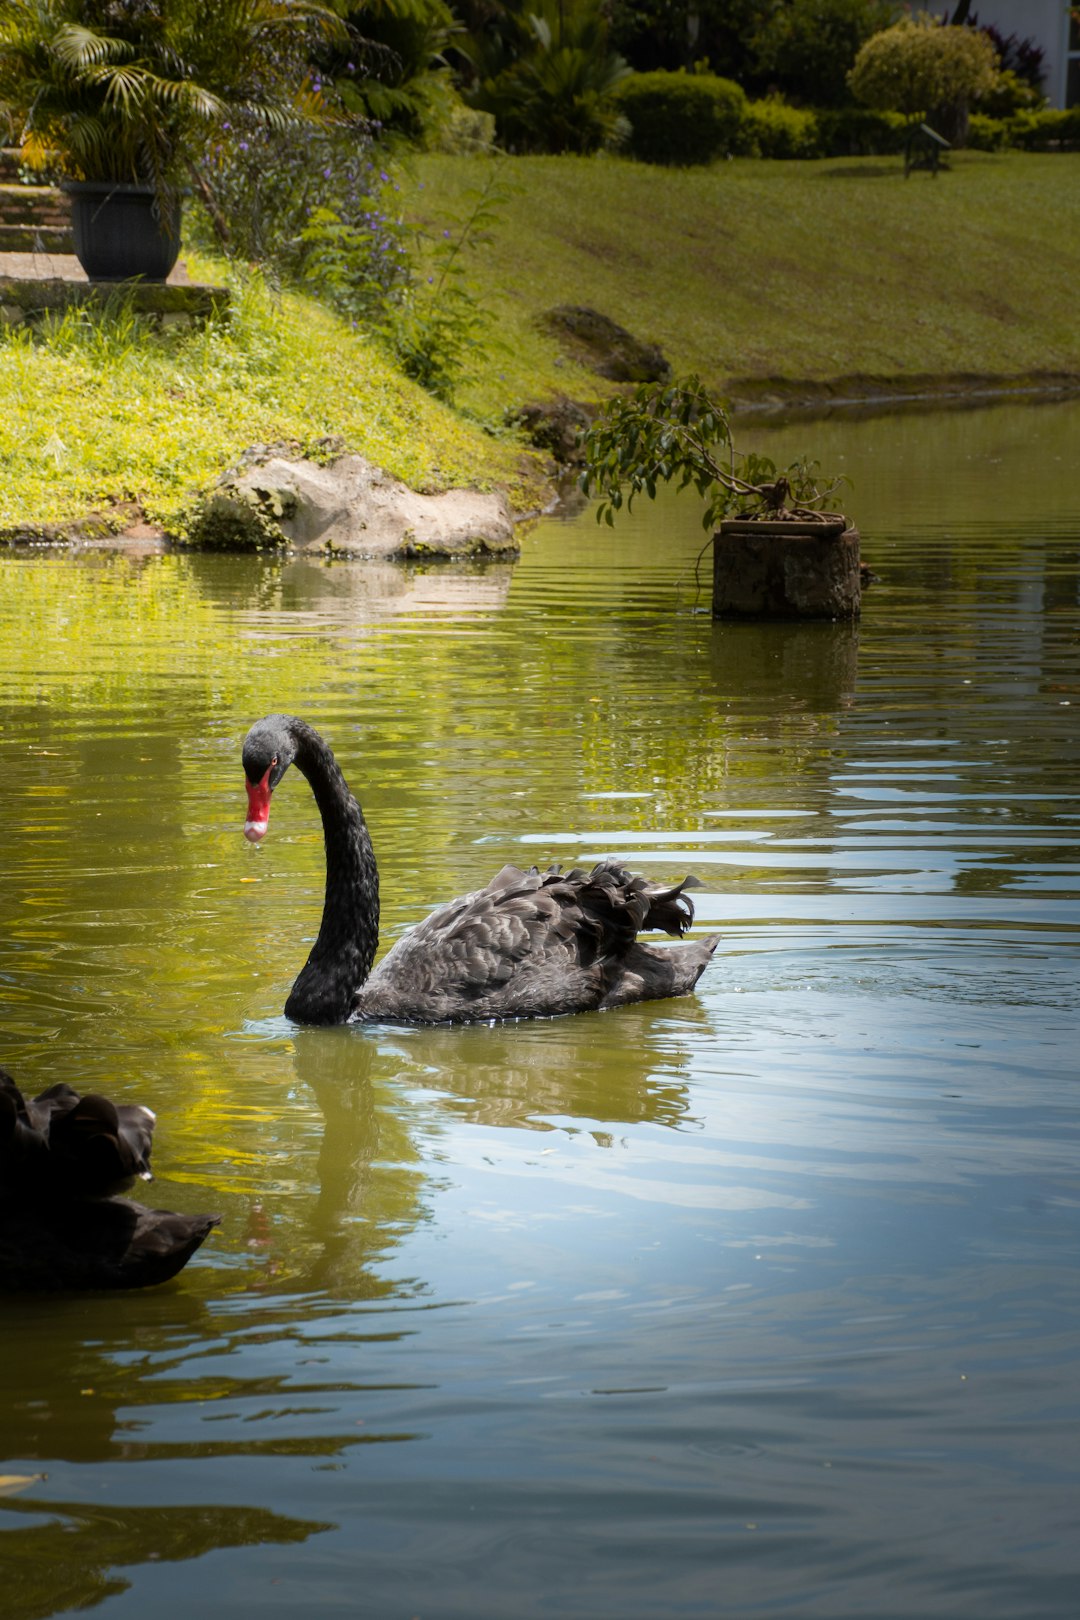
xmin=712 ymin=520 xmax=861 ymax=620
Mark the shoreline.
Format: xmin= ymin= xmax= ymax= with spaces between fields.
xmin=3 ymin=373 xmax=1077 ymax=555
xmin=725 ymin=369 xmax=1080 ymax=420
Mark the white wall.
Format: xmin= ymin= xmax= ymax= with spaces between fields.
xmin=967 ymin=1 xmax=1073 ymax=107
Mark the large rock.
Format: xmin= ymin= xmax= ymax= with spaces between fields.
xmin=187 ymin=451 xmax=518 ymax=558
xmin=543 ymin=305 xmax=670 ymax=384
xmin=511 ymin=396 xmax=593 ymax=465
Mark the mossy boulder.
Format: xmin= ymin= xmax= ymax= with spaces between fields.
xmin=179 ymin=450 xmax=518 ymax=558
xmin=543 ymin=306 xmax=670 ymax=384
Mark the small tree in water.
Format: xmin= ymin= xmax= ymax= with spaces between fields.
xmin=580 ymin=376 xmax=849 ymax=531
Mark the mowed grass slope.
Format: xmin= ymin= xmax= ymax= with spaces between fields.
xmin=3 ymin=150 xmax=1075 ymax=534
xmin=411 ymin=150 xmax=1080 ymax=414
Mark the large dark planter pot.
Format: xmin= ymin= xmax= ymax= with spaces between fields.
xmin=64 ymin=181 xmax=181 ymax=283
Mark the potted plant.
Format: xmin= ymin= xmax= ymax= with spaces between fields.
xmin=0 ymin=0 xmax=347 ymax=282
xmin=580 ymin=376 xmax=862 ymax=619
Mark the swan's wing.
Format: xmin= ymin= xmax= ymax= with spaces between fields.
xmin=355 ymin=862 xmax=699 ymax=1023
xmin=45 ymin=1091 xmax=156 ymax=1194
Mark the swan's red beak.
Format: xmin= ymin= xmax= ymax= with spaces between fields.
xmin=244 ymin=767 xmax=273 ymax=843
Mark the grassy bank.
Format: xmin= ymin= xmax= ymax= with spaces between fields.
xmin=410 ymin=150 xmax=1080 ymax=417
xmin=0 ymin=270 xmax=532 ymax=538
xmin=2 ymin=149 xmax=1077 ymax=537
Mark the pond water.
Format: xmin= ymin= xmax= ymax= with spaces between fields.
xmin=0 ymin=398 xmax=1078 ymax=1619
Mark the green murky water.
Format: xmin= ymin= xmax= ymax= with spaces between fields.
xmin=1 ymin=398 xmax=1078 ymax=1618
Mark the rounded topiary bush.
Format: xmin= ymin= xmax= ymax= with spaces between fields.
xmin=613 ymin=71 xmax=747 ymax=166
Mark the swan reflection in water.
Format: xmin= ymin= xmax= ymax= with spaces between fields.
xmin=292 ymin=998 xmax=711 ymax=1296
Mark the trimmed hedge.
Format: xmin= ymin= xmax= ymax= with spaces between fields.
xmin=743 ymin=97 xmax=820 ymax=159
xmin=1005 ymin=107 xmax=1080 ymax=150
xmin=814 ymin=105 xmax=907 ymax=157
xmin=613 ymin=71 xmax=747 ymax=166
xmin=966 ymin=113 xmax=1010 ymax=152
xmin=612 ymin=75 xmax=1080 ymax=165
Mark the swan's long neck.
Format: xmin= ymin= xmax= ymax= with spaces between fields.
xmin=284 ymin=721 xmax=380 ymax=1025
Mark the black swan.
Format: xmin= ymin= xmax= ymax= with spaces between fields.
xmin=242 ymin=714 xmax=720 ymax=1026
xmin=0 ymin=1069 xmax=219 ymax=1291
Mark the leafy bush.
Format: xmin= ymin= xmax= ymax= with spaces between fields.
xmin=331 ymin=0 xmax=459 ymax=144
xmin=613 ymin=70 xmax=747 ymax=166
xmin=580 ymin=375 xmax=848 ymax=528
xmin=606 ymin=0 xmax=761 ymax=83
xmin=296 ymin=164 xmax=507 ymax=402
xmin=976 ymin=67 xmax=1045 ymax=119
xmin=462 ymin=0 xmax=629 ymax=155
xmin=742 ymin=97 xmax=820 ymax=160
xmin=815 ymin=105 xmax=906 ymax=155
xmin=195 ymin=121 xmax=403 ymax=291
xmin=434 ymin=100 xmax=497 ymax=154
xmin=181 ymin=489 xmax=291 ymax=552
xmin=848 ymin=17 xmax=998 ymax=139
xmin=1005 ymin=107 xmax=1080 ymax=151
xmin=974 ymin=23 xmax=1045 ymax=92
xmin=966 ymin=113 xmax=1009 ymax=152
xmin=750 ymin=0 xmax=894 ymax=110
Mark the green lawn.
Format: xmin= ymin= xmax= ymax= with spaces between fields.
xmin=410 ymin=149 xmax=1080 ymax=417
xmin=3 ymin=149 xmax=1077 ymax=536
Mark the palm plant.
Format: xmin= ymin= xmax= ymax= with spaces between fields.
xmin=462 ymin=0 xmax=629 ymax=154
xmin=0 ymin=0 xmax=348 ymax=205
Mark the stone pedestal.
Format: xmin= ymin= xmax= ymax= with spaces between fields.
xmin=0 ymin=252 xmax=228 ymax=329
xmin=712 ymin=520 xmax=861 ymax=620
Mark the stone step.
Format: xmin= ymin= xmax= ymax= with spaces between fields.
xmin=0 ymin=194 xmax=71 ymax=230
xmin=0 ymin=148 xmax=24 ymax=183
xmin=0 ymin=223 xmax=75 ymax=253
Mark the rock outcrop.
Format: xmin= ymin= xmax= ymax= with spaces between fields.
xmin=184 ymin=450 xmax=518 ymax=558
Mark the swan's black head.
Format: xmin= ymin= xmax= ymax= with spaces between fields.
xmin=242 ymin=715 xmax=298 ymax=843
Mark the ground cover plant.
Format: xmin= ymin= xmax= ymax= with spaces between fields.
xmin=0 ymin=266 xmax=531 ymax=537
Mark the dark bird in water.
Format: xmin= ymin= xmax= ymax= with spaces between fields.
xmin=242 ymin=714 xmax=720 ymax=1026
xmin=0 ymin=1069 xmax=219 ymax=1292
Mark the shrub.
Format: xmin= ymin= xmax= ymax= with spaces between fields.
xmin=333 ymin=0 xmax=459 ymax=144
xmin=580 ymin=375 xmax=849 ymax=529
xmin=965 ymin=113 xmax=1010 ymax=152
xmin=848 ymin=17 xmax=998 ymax=140
xmin=742 ymin=97 xmax=820 ymax=160
xmin=180 ymin=489 xmax=290 ymax=552
xmin=462 ymin=0 xmax=629 ymax=155
xmin=815 ymin=104 xmax=906 ymax=155
xmin=613 ymin=70 xmax=747 ymax=166
xmin=1005 ymin=107 xmax=1080 ymax=151
xmin=976 ymin=67 xmax=1044 ymax=119
xmin=435 ymin=101 xmax=497 ymax=154
xmin=195 ymin=122 xmax=403 ymax=293
xmin=751 ymin=0 xmax=895 ymax=110
xmin=607 ymin=0 xmax=761 ymax=83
